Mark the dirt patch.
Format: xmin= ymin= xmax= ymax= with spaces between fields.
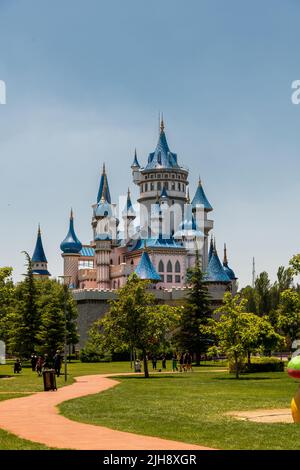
xmin=226 ymin=408 xmax=293 ymax=423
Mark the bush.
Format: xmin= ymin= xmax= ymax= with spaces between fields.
xmin=80 ymin=347 xmax=112 ymax=363
xmin=229 ymin=356 xmax=284 ymax=373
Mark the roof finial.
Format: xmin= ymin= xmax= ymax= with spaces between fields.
xmin=38 ymin=223 xmax=41 ymax=235
xmin=223 ymin=243 xmax=228 ymax=265
xmin=70 ymin=208 xmax=74 ymax=220
xmin=160 ymin=112 xmax=165 ymax=133
xmin=102 ymin=163 xmax=106 ymax=174
xmin=214 ymin=237 xmax=217 ymax=251
xmin=198 ymin=175 xmax=202 ymax=185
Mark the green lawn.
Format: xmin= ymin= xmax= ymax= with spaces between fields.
xmin=60 ymin=369 xmax=299 ymax=450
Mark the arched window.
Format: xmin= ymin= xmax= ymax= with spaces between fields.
xmin=157 ymin=182 xmax=161 ymax=190
xmin=158 ymin=260 xmax=164 ymax=272
xmin=131 ymin=259 xmax=134 ymax=265
xmin=118 ymin=256 xmax=121 ymax=264
xmin=164 ymin=182 xmax=169 ymax=190
xmin=167 ymin=260 xmax=173 ymax=272
xmin=175 ymin=261 xmax=181 ymax=273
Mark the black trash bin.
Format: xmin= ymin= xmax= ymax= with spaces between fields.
xmin=43 ymin=369 xmax=57 ymax=391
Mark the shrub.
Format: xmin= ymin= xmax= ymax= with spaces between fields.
xmin=229 ymin=356 xmax=284 ymax=373
xmin=80 ymin=346 xmax=112 ymax=363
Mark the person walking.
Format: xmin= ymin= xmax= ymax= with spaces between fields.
xmin=172 ymin=354 xmax=178 ymax=372
xmin=179 ymin=353 xmax=185 ymax=372
xmin=152 ymin=355 xmax=157 ymax=371
xmin=36 ymin=356 xmax=43 ymax=376
xmin=13 ymin=358 xmax=22 ymax=374
xmin=30 ymin=354 xmax=37 ymax=372
xmin=186 ymin=352 xmax=193 ymax=371
xmin=161 ymin=355 xmax=166 ymax=370
xmin=53 ymin=350 xmax=62 ymax=377
xmin=183 ymin=352 xmax=189 ymax=372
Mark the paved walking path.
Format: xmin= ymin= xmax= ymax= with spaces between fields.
xmin=227 ymin=408 xmax=293 ymax=423
xmin=0 ymin=373 xmax=213 ymax=450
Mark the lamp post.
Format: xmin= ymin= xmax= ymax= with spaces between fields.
xmin=58 ymin=275 xmax=72 ymax=382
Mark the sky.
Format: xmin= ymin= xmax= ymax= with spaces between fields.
xmin=0 ymin=0 xmax=300 ymax=287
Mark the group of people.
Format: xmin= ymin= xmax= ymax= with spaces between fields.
xmin=150 ymin=352 xmax=193 ymax=372
xmin=30 ymin=351 xmax=63 ymax=377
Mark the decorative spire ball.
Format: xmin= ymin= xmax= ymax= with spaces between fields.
xmin=287 ymin=355 xmax=300 ymax=423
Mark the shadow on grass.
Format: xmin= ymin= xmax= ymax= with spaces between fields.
xmin=215 ymin=376 xmax=282 ymax=381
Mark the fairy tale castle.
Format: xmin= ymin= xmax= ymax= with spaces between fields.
xmin=31 ymin=119 xmax=237 ymax=346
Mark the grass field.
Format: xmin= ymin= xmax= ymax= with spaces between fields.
xmin=1 ymin=360 xmax=299 ymax=450
xmin=60 ymin=369 xmax=299 ymax=450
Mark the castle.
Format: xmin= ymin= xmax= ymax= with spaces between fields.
xmin=31 ymin=119 xmax=237 ymax=346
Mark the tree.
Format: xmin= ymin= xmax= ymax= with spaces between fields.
xmin=99 ymin=274 xmax=180 ymax=378
xmin=0 ymin=267 xmax=15 ymax=344
xmin=8 ymin=252 xmax=39 ymax=356
xmin=209 ymin=293 xmax=282 ymax=378
xmin=289 ymin=254 xmax=300 ymax=275
xmin=255 ymin=272 xmax=272 ymax=315
xmin=176 ymin=251 xmax=211 ymax=365
xmin=36 ymin=279 xmax=79 ymax=358
xmin=277 ymin=289 xmax=300 ymax=350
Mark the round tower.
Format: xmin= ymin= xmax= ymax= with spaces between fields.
xmin=60 ymin=209 xmax=82 ymax=288
xmin=95 ymin=237 xmax=112 ymax=289
xmin=122 ymin=188 xmax=136 ymax=241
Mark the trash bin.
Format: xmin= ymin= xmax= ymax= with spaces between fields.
xmin=134 ymin=360 xmax=141 ymax=373
xmin=43 ymin=369 xmax=57 ymax=391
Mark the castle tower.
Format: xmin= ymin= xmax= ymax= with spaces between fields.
xmin=122 ymin=188 xmax=136 ymax=241
xmin=132 ymin=118 xmax=189 ymax=235
xmin=60 ymin=209 xmax=82 ymax=287
xmin=32 ymin=225 xmax=51 ymax=278
xmin=191 ymin=177 xmax=214 ymax=270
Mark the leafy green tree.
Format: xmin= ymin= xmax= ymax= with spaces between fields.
xmin=8 ymin=252 xmax=39 ymax=356
xmin=209 ymin=293 xmax=282 ymax=378
xmin=176 ymin=251 xmax=211 ymax=365
xmin=36 ymin=279 xmax=79 ymax=358
xmin=99 ymin=273 xmax=180 ymax=378
xmin=277 ymin=289 xmax=300 ymax=350
xmin=289 ymin=254 xmax=300 ymax=275
xmin=0 ymin=267 xmax=15 ymax=344
xmin=255 ymin=271 xmax=272 ymax=315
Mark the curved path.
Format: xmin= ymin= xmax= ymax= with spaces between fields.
xmin=0 ymin=373 xmax=213 ymax=450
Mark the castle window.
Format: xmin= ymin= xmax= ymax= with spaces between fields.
xmin=158 ymin=260 xmax=164 ymax=272
xmin=145 ymin=183 xmax=148 ymax=191
xmin=131 ymin=259 xmax=134 ymax=265
xmin=178 ymin=182 xmax=181 ymax=190
xmin=167 ymin=275 xmax=172 ymax=283
xmin=172 ymin=183 xmax=175 ymax=190
xmin=164 ymin=182 xmax=169 ymax=190
xmin=172 ymin=174 xmax=175 ymax=178
xmin=150 ymin=183 xmax=154 ymax=191
xmin=175 ymin=275 xmax=181 ymax=283
xmin=157 ymin=174 xmax=161 ymax=178
xmin=110 ymin=259 xmax=113 ymax=265
xmin=167 ymin=260 xmax=173 ymax=272
xmin=175 ymin=261 xmax=181 ymax=273
xmin=157 ymin=182 xmax=161 ymax=190
xmin=118 ymin=256 xmax=121 ymax=264
xmin=160 ymin=275 xmax=164 ymax=282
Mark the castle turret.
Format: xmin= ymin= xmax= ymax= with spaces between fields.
xmin=60 ymin=209 xmax=82 ymax=288
xmin=192 ymin=177 xmax=214 ymax=270
xmin=122 ymin=188 xmax=136 ymax=240
xmin=32 ymin=225 xmax=51 ymax=278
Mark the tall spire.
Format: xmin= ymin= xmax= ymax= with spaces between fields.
xmin=97 ymin=163 xmax=111 ymax=204
xmin=131 ymin=148 xmax=140 ymax=169
xmin=223 ymin=243 xmax=228 ymax=266
xmin=160 ymin=113 xmax=165 ymax=133
xmin=191 ymin=178 xmax=213 ymax=212
xmin=32 ymin=225 xmax=48 ymax=263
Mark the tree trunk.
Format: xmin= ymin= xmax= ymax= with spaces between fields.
xmin=142 ymin=350 xmax=149 ymax=378
xmin=234 ymin=352 xmax=239 ymax=379
xmin=247 ymin=350 xmax=251 ymax=366
xmin=195 ymin=352 xmax=201 ymax=366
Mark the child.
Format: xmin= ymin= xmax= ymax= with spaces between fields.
xmin=14 ymin=359 xmax=22 ymax=374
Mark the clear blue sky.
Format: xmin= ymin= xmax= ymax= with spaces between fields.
xmin=0 ymin=0 xmax=300 ymax=287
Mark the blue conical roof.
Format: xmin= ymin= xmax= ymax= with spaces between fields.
xmin=223 ymin=244 xmax=236 ymax=280
xmin=32 ymin=226 xmax=48 ymax=263
xmin=97 ymin=164 xmax=111 ymax=204
xmin=192 ymin=179 xmax=213 ymax=212
xmin=205 ymin=247 xmax=231 ymax=283
xmin=60 ymin=211 xmax=82 ymax=254
xmin=122 ymin=189 xmax=135 ymax=217
xmin=131 ymin=149 xmax=140 ymax=168
xmin=134 ymin=251 xmax=161 ymax=281
xmin=174 ymin=205 xmax=204 ymax=239
xmin=144 ymin=121 xmax=179 ymax=170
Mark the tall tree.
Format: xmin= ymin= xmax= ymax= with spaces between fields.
xmin=209 ymin=293 xmax=282 ymax=378
xmin=9 ymin=252 xmax=39 ymax=356
xmin=99 ymin=273 xmax=180 ymax=378
xmin=36 ymin=279 xmax=79 ymax=358
xmin=176 ymin=251 xmax=211 ymax=365
xmin=0 ymin=267 xmax=15 ymax=344
xmin=277 ymin=289 xmax=300 ymax=350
